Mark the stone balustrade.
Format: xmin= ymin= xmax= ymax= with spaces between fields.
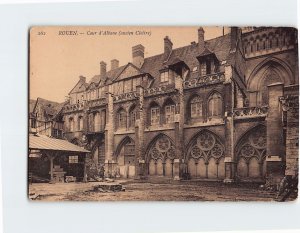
xmin=88 ymin=97 xmax=107 ymax=108
xmin=113 ymin=91 xmax=140 ymax=103
xmin=183 ymin=72 xmax=225 ymax=89
xmin=144 ymin=84 xmax=176 ymax=97
xmin=63 ymin=102 xmax=85 ymax=113
xmin=233 ymin=106 xmax=269 ymax=119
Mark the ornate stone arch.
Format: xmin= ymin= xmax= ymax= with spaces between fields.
xmin=146 ymin=133 xmax=176 ymax=177
xmin=247 ymin=57 xmax=293 ymax=106
xmin=114 ymin=136 xmax=135 ymax=158
xmin=145 ymin=133 xmax=175 ymax=163
xmin=185 ymin=129 xmax=225 ymax=163
xmin=247 ymin=57 xmax=293 ymax=90
xmin=235 ymin=125 xmax=267 ymax=179
xmin=185 ymin=129 xmax=225 ymax=179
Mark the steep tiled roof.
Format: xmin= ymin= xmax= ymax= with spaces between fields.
xmin=88 ymin=65 xmax=127 ymax=86
xmin=69 ymin=80 xmax=88 ymax=94
xmin=29 ymin=134 xmax=90 ymax=153
xmin=141 ymin=33 xmax=231 ymax=87
xmin=83 ymin=33 xmax=232 ymax=89
xmin=29 ymin=99 xmax=36 ymax=113
xmin=32 ymin=98 xmax=64 ymax=121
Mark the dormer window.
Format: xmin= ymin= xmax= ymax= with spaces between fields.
xmin=160 ymin=70 xmax=169 ymax=83
xmin=200 ymin=60 xmax=212 ymax=76
xmin=197 ymin=50 xmax=219 ymax=77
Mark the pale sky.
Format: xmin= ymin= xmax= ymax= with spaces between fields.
xmin=30 ymin=26 xmax=230 ymax=103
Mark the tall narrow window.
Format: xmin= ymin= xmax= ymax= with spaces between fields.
xmin=190 ymin=96 xmax=203 ymax=118
xmin=129 ymin=108 xmax=136 ymax=128
xmin=200 ymin=61 xmax=207 ymax=76
xmin=208 ymin=93 xmax=222 ymax=117
xmin=117 ymin=109 xmax=127 ymax=129
xmin=165 ymin=105 xmax=175 ymax=123
xmin=78 ymin=116 xmax=83 ymax=130
xmin=69 ymin=118 xmax=74 ymax=132
xmin=151 ymin=107 xmax=160 ymax=125
xmin=94 ymin=112 xmax=101 ymax=131
xmin=206 ymin=60 xmax=211 ymax=74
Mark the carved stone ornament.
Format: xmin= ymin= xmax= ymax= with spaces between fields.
xmin=148 ymin=135 xmax=175 ymax=162
xmin=189 ymin=131 xmax=224 ymax=162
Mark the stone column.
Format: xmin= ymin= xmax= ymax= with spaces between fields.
xmin=104 ymin=86 xmax=116 ymax=177
xmin=223 ymin=65 xmax=235 ymax=183
xmin=266 ymin=82 xmax=285 ymax=185
xmin=174 ymin=121 xmax=181 ymax=180
xmin=136 ymin=85 xmax=146 ymax=178
xmin=284 ymin=96 xmax=299 ymax=177
xmin=174 ymin=71 xmax=185 ymax=180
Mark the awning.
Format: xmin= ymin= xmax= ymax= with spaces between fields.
xmin=29 ymin=134 xmax=90 ymax=153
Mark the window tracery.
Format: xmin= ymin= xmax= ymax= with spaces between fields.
xmin=188 ymin=131 xmax=224 ymax=162
xmin=148 ymin=135 xmax=175 ymax=161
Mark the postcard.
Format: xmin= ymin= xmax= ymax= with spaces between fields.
xmin=28 ymin=26 xmax=298 ymax=201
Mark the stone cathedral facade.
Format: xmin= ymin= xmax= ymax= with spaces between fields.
xmin=62 ymin=27 xmax=299 ymax=184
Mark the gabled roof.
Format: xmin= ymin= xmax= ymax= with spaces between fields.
xmin=88 ymin=64 xmax=127 ymax=87
xmin=112 ymin=63 xmax=146 ymax=82
xmin=82 ymin=33 xmax=232 ymax=89
xmin=69 ymin=79 xmax=88 ymax=94
xmin=29 ymin=134 xmax=90 ymax=153
xmin=32 ymin=97 xmax=64 ymax=121
xmin=141 ymin=33 xmax=231 ymax=87
xmin=29 ymin=99 xmax=36 ymax=113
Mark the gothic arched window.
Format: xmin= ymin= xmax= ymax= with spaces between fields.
xmin=150 ymin=106 xmax=160 ymax=125
xmin=78 ymin=116 xmax=83 ymax=130
xmin=129 ymin=106 xmax=136 ymax=128
xmin=69 ymin=117 xmax=74 ymax=132
xmin=208 ymin=93 xmax=222 ymax=117
xmin=94 ymin=112 xmax=101 ymax=131
xmin=190 ymin=96 xmax=203 ymax=119
xmin=165 ymin=104 xmax=175 ymax=123
xmin=117 ymin=108 xmax=127 ymax=129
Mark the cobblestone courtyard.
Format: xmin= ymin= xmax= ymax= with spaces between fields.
xmin=29 ymin=179 xmax=279 ymax=201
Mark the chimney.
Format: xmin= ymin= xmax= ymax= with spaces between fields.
xmin=132 ymin=44 xmax=145 ymax=68
xmin=164 ymin=36 xmax=173 ymax=59
xmin=79 ymin=75 xmax=86 ymax=83
xmin=111 ymin=59 xmax=119 ymax=70
xmin=100 ymin=61 xmax=107 ymax=77
xmin=198 ymin=27 xmax=205 ymax=52
xmin=230 ymin=27 xmax=239 ymax=50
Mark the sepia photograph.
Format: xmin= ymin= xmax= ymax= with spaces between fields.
xmin=28 ymin=26 xmax=299 ymax=201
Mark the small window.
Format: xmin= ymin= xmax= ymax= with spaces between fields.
xmin=165 ymin=105 xmax=175 ymax=123
xmin=151 ymin=107 xmax=160 ymax=125
xmin=117 ymin=109 xmax=127 ymax=129
xmin=69 ymin=155 xmax=78 ymax=164
xmin=78 ymin=116 xmax=83 ymax=130
xmin=129 ymin=110 xmax=136 ymax=128
xmin=208 ymin=93 xmax=222 ymax=117
xmin=160 ymin=71 xmax=169 ymax=83
xmin=69 ymin=118 xmax=74 ymax=132
xmin=190 ymin=97 xmax=203 ymax=118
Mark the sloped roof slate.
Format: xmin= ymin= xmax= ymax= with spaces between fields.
xmin=82 ymin=33 xmax=232 ymax=89
xmin=29 ymin=134 xmax=89 ymax=153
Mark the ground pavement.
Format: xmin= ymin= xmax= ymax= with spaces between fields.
xmin=28 ymin=178 xmax=284 ymax=202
